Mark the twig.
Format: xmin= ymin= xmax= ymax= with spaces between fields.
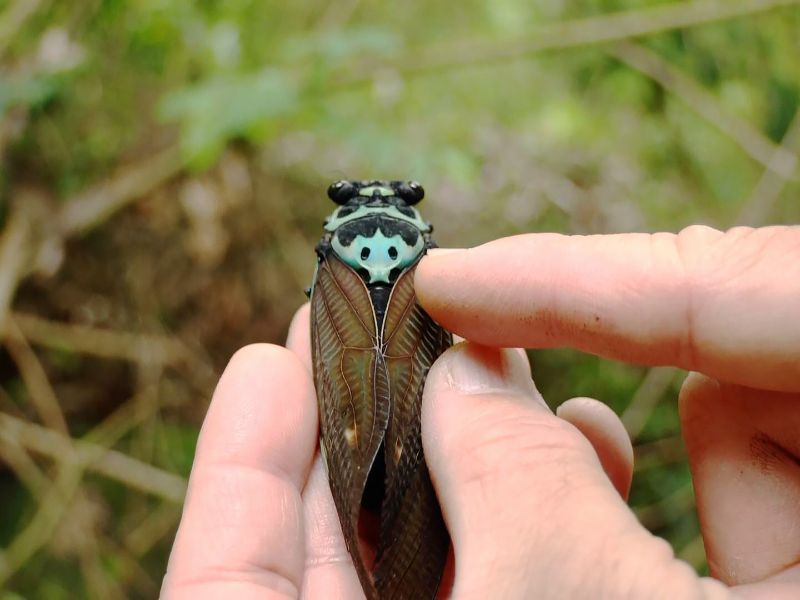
xmin=77 ymin=517 xmax=127 ymax=600
xmin=0 ymin=383 xmax=26 ymax=419
xmin=0 ymin=463 xmax=84 ymax=586
xmin=635 ymin=479 xmax=695 ymax=530
xmin=736 ymin=109 xmax=800 ymax=225
xmin=0 ymin=411 xmax=187 ymax=502
xmin=0 ymin=147 xmax=184 ymax=349
xmin=0 ymin=0 xmax=45 ymax=58
xmin=344 ymin=0 xmax=800 ymax=83
xmin=57 ymin=146 xmax=184 ymax=236
xmin=0 ymin=413 xmax=153 ymax=599
xmin=678 ymin=534 xmax=707 ymax=570
xmin=11 ymin=311 xmax=192 ymax=366
xmin=621 ymin=366 xmax=680 ymax=440
xmin=316 ymin=0 xmax=362 ymax=30
xmin=123 ymin=504 xmax=182 ymax=557
xmin=0 ymin=205 xmax=34 ymax=337
xmin=0 ymin=435 xmax=49 ymax=497
xmin=0 ymin=388 xmax=181 ymax=586
xmin=610 ymin=41 xmax=799 ymax=177
xmin=100 ymin=536 xmax=160 ymax=598
xmin=634 ymin=435 xmax=687 ymax=472
xmin=4 ymin=317 xmax=70 ymax=434
xmin=93 ymin=436 xmax=186 ymax=502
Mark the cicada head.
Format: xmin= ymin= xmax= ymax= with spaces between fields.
xmin=322 ymin=180 xmax=431 ymax=285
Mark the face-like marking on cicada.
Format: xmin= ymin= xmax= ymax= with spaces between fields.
xmin=322 ymin=183 xmax=431 ymax=286
xmin=309 ymin=180 xmax=451 ymax=600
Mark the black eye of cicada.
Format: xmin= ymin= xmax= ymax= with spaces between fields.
xmin=327 ymin=180 xmax=358 ymax=205
xmin=394 ymin=180 xmax=425 ymax=205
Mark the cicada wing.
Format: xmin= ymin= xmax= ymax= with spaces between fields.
xmin=374 ymin=262 xmax=452 ymax=599
xmin=310 ymin=252 xmax=389 ymax=597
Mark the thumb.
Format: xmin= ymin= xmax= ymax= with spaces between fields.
xmin=421 ymin=342 xmax=726 ymax=599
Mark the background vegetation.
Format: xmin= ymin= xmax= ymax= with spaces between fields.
xmin=0 ymin=0 xmax=798 ymax=597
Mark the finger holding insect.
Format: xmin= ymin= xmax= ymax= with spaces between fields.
xmin=286 ymin=303 xmax=366 ymax=599
xmin=287 ymin=303 xmax=312 ymax=371
xmin=556 ymin=397 xmax=634 ymax=499
xmin=416 ymin=227 xmax=800 ymax=393
xmin=421 ymin=342 xmax=721 ymax=598
xmin=163 ymin=344 xmax=317 ymax=598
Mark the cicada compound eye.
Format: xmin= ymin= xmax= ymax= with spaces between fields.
xmin=396 ymin=180 xmax=425 ymax=205
xmin=327 ymin=180 xmax=358 ymax=205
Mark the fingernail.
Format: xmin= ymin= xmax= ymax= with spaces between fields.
xmin=441 ymin=343 xmax=537 ymax=397
xmin=425 ymin=248 xmax=466 ymax=258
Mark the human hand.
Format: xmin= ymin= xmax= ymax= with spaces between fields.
xmin=412 ymin=225 xmax=800 ymax=598
xmin=160 ymin=313 xmax=634 ymax=599
xmin=161 ymin=312 xmax=373 ymax=599
xmin=162 ymin=224 xmax=800 ymax=599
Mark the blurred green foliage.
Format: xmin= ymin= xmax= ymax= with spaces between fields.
xmin=1 ymin=0 xmax=799 ymax=597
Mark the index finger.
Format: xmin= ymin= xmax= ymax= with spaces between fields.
xmin=415 ymin=226 xmax=800 ymax=392
xmin=163 ymin=344 xmax=318 ymax=598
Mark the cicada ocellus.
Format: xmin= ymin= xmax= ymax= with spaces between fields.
xmin=309 ymin=180 xmax=451 ymax=599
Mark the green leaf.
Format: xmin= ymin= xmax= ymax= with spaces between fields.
xmin=159 ymin=69 xmax=299 ymax=169
xmin=0 ymin=74 xmax=58 ymax=117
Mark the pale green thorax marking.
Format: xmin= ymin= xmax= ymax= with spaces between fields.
xmin=358 ymin=185 xmax=394 ymax=197
xmin=332 ymin=229 xmax=424 ymax=284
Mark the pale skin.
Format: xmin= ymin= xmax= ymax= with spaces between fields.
xmin=162 ymin=225 xmax=800 ymax=599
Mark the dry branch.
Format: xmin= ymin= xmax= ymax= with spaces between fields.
xmin=621 ymin=366 xmax=680 ymax=440
xmin=99 ymin=537 xmax=161 ymax=598
xmin=0 ymin=204 xmax=34 ymax=336
xmin=0 ymin=435 xmax=49 ymax=497
xmin=635 ymin=479 xmax=695 ymax=529
xmin=12 ymin=311 xmax=193 ymax=366
xmin=0 ymin=412 xmax=187 ymax=503
xmin=0 ymin=0 xmax=46 ymax=58
xmin=678 ymin=534 xmax=707 ymax=570
xmin=737 ymin=109 xmax=800 ymax=225
xmin=634 ymin=435 xmax=687 ymax=473
xmin=57 ymin=145 xmax=184 ymax=236
xmin=611 ymin=41 xmax=799 ymax=178
xmin=0 ymin=463 xmax=84 ymax=585
xmin=4 ymin=317 xmax=70 ymax=434
xmin=0 ymin=390 xmax=186 ymax=587
xmin=123 ymin=504 xmax=182 ymax=557
xmin=348 ymin=0 xmax=800 ymax=81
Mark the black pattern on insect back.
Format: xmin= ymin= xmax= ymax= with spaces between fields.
xmin=335 ymin=215 xmax=421 ymax=247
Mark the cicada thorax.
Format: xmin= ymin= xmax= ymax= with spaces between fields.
xmin=310 ymin=180 xmax=450 ymax=600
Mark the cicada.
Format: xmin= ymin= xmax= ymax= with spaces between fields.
xmin=309 ymin=180 xmax=451 ymax=599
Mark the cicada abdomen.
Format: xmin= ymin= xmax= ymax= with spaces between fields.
xmin=309 ymin=180 xmax=451 ymax=599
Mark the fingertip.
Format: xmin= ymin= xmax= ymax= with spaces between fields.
xmin=423 ymin=342 xmax=543 ymax=416
xmin=415 ymin=249 xmax=468 ymax=317
xmin=226 ymin=342 xmax=300 ymax=375
xmin=166 ymin=343 xmax=318 ymax=595
xmin=557 ymin=397 xmax=633 ymax=499
xmin=286 ymin=303 xmax=312 ymax=370
xmin=202 ymin=342 xmax=317 ymax=485
xmin=678 ymin=371 xmax=720 ymax=419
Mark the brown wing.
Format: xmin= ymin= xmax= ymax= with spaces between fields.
xmin=374 ymin=262 xmax=452 ymax=599
xmin=310 ymin=252 xmax=389 ymax=597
